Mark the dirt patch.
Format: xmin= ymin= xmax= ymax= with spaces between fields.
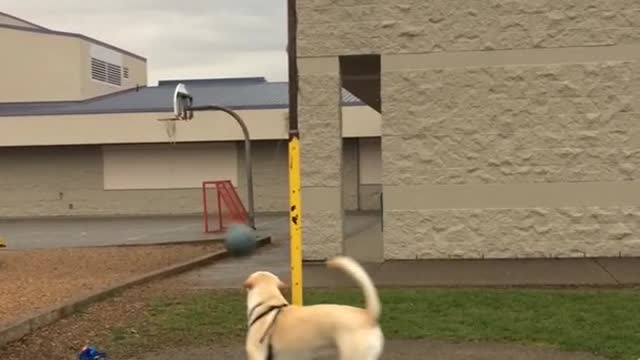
xmin=0 ymin=244 xmax=222 ymax=326
xmin=0 ymin=277 xmax=192 ymax=360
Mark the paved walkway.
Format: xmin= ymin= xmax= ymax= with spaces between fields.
xmin=130 ymin=339 xmax=604 ymax=360
xmin=2 ymin=212 xmax=640 ymax=286
xmin=0 ymin=214 xmax=289 ymax=249
xmin=174 ymin=229 xmax=640 ymax=289
xmin=0 ymin=216 xmax=214 ymax=249
xmin=0 ymin=212 xmax=377 ymax=250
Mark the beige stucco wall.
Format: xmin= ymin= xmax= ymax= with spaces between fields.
xmin=235 ymin=138 xmax=370 ymax=214
xmin=102 ymin=143 xmax=238 ymax=190
xmin=297 ymin=60 xmax=345 ymax=259
xmin=236 ymin=139 xmax=363 ymax=214
xmin=236 ymin=140 xmax=289 ymax=213
xmin=0 ymin=139 xmax=369 ymax=218
xmin=0 ymin=146 xmax=200 ymax=217
xmin=298 ymin=1 xmax=640 ymax=57
xmin=0 ymin=26 xmax=146 ymax=102
xmin=297 ymin=1 xmax=640 ymax=260
xmin=0 ymin=106 xmax=379 ymax=147
xmin=0 ymin=27 xmax=84 ymax=102
xmin=0 ymin=144 xmax=275 ymax=218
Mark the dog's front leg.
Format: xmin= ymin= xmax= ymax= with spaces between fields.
xmin=245 ymin=342 xmax=264 ymax=360
xmin=246 ymin=349 xmax=261 ymax=360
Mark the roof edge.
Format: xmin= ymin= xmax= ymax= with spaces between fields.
xmin=158 ymin=77 xmax=267 ymax=86
xmin=0 ymin=24 xmax=147 ymax=61
xmin=0 ymin=85 xmax=148 ymax=107
xmin=0 ymin=11 xmax=48 ymax=30
xmin=0 ymin=102 xmax=366 ymax=118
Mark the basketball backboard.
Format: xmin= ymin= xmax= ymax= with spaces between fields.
xmin=173 ymin=83 xmax=193 ymax=120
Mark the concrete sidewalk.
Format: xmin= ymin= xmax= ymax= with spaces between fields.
xmin=173 ymin=211 xmax=640 ymax=288
xmin=0 ymin=216 xmax=215 ymax=249
xmin=302 ymin=257 xmax=640 ymax=288
xmin=3 ymin=212 xmax=639 ymax=287
xmin=175 ymin=241 xmax=640 ymax=289
xmin=0 ymin=214 xmax=284 ymax=249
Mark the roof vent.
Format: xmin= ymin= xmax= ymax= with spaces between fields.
xmin=91 ymin=57 xmax=122 ymax=87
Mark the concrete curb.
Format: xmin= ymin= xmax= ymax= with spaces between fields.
xmin=0 ymin=236 xmax=271 ymax=347
xmin=82 ymin=238 xmax=225 ymax=249
xmin=0 ymin=237 xmax=227 ymax=251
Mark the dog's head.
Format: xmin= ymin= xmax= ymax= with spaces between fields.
xmin=243 ymin=271 xmax=286 ymax=291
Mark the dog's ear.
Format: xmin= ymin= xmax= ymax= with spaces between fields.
xmin=243 ymin=277 xmax=255 ymax=290
xmin=277 ymin=279 xmax=286 ymax=289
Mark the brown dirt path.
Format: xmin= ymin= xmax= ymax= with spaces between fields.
xmin=127 ymin=340 xmax=605 ymax=360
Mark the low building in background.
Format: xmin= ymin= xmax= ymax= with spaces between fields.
xmin=0 ymin=12 xmax=382 ymax=220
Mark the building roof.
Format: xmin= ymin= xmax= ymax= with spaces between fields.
xmin=0 ymin=77 xmax=364 ymax=117
xmin=0 ymin=12 xmax=146 ymax=61
xmin=0 ymin=11 xmax=48 ymax=30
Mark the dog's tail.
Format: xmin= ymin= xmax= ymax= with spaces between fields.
xmin=326 ymin=256 xmax=381 ymax=320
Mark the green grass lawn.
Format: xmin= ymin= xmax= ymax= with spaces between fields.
xmin=108 ymin=288 xmax=640 ymax=359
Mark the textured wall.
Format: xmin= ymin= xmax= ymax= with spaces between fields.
xmin=297 ymin=0 xmax=640 ymax=259
xmin=382 ymin=59 xmax=640 ymax=260
xmin=299 ymin=72 xmax=344 ymax=259
xmin=382 ymin=62 xmax=640 ymax=186
xmin=0 ymin=146 xmax=201 ymax=217
xmin=298 ymin=0 xmax=640 ymax=57
xmin=236 ymin=140 xmax=289 ymax=212
xmin=0 ymin=140 xmax=366 ymax=218
xmin=385 ymin=207 xmax=640 ymax=259
xmin=237 ymin=139 xmax=361 ymax=214
xmin=0 ymin=28 xmax=84 ymax=102
xmin=0 ymin=27 xmax=145 ymax=103
xmin=0 ymin=143 xmax=291 ymax=218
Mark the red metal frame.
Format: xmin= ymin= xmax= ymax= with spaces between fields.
xmin=202 ymin=180 xmax=249 ymax=233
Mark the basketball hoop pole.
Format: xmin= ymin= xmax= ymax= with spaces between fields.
xmin=187 ymin=104 xmax=255 ymax=229
xmin=287 ymin=0 xmax=303 ymax=306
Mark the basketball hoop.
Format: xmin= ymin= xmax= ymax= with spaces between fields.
xmin=157 ymin=83 xmax=256 ymax=229
xmin=173 ymin=83 xmax=193 ymax=120
xmin=157 ymin=83 xmax=194 ymax=143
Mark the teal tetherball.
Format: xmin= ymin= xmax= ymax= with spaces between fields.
xmin=224 ymin=223 xmax=257 ymax=256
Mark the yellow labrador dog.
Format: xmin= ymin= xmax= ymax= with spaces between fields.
xmin=243 ymin=256 xmax=383 ymax=360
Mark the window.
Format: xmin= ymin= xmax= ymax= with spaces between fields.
xmin=91 ymin=57 xmax=122 ymax=86
xmin=123 ymin=67 xmax=129 ymax=79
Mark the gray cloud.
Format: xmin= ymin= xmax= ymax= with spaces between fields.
xmin=1 ymin=0 xmax=287 ymax=83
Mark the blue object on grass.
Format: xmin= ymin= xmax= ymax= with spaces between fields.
xmin=78 ymin=345 xmax=107 ymax=360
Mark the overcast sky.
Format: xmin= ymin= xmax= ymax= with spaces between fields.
xmin=1 ymin=0 xmax=287 ymax=85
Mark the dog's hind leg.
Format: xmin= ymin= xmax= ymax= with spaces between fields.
xmin=336 ymin=327 xmax=384 ymax=360
xmin=366 ymin=326 xmax=384 ymax=359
